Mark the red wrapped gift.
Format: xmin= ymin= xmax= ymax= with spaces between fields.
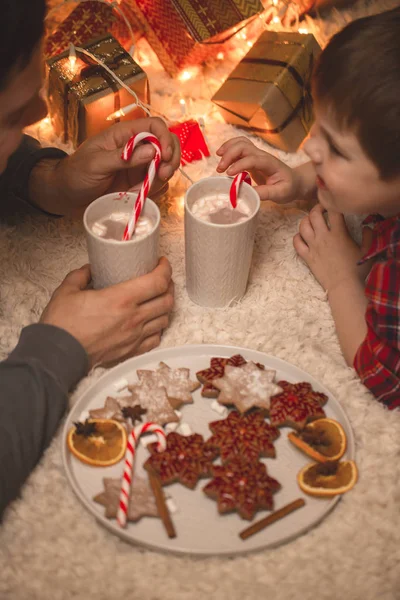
xmin=129 ymin=0 xmax=264 ymax=77
xmin=44 ymin=0 xmax=142 ymax=60
xmin=169 ymin=120 xmax=210 ymax=165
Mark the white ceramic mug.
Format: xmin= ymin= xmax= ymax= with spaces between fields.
xmin=83 ymin=192 xmax=160 ymax=289
xmin=184 ymin=176 xmax=260 ymax=307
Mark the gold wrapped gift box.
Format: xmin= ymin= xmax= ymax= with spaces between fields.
xmin=212 ymin=31 xmax=321 ymax=152
xmin=47 ymin=35 xmax=149 ymax=148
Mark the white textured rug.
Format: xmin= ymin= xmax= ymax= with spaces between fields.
xmin=1 ymin=3 xmax=400 ymax=599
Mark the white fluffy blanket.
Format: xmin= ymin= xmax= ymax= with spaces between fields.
xmin=1 ymin=2 xmax=400 ymax=598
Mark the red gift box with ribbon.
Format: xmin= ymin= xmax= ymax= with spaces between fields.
xmin=44 ymin=0 xmax=143 ymax=60
xmin=169 ymin=120 xmax=210 ymax=165
xmin=128 ymin=0 xmax=264 ymax=77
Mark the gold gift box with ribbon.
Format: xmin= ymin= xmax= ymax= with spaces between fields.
xmin=212 ymin=31 xmax=321 ymax=152
xmin=47 ymin=35 xmax=149 ymax=148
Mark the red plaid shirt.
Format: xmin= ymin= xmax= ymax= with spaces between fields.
xmin=354 ymin=214 xmax=400 ymax=409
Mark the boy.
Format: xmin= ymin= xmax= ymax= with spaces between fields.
xmin=216 ymin=8 xmax=400 ymax=409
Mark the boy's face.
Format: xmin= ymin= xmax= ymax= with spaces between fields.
xmin=0 ymin=44 xmax=47 ymax=174
xmin=303 ymin=102 xmax=400 ymax=217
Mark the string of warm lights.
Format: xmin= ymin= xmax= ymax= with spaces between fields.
xmin=64 ymin=0 xmax=307 ymax=124
xmin=33 ymin=0 xmax=311 ymax=167
xmin=67 ymin=44 xmax=152 ymax=117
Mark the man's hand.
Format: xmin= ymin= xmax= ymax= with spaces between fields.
xmin=40 ymin=257 xmax=174 ymax=367
xmin=29 ymin=117 xmax=181 ymax=217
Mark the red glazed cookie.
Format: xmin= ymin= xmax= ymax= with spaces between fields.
xmin=203 ymin=456 xmax=281 ymax=520
xmin=206 ymin=411 xmax=280 ymax=462
xmin=196 ymin=354 xmax=248 ymax=397
xmin=144 ymin=432 xmax=218 ymax=489
xmin=269 ymin=381 xmax=328 ymax=430
xmin=212 ymin=362 xmax=282 ymax=413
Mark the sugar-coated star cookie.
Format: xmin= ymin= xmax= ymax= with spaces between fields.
xmin=128 ymin=383 xmax=179 ymax=425
xmin=133 ymin=362 xmax=200 ymax=409
xmin=269 ymin=381 xmax=328 ymax=430
xmin=211 ymin=362 xmax=282 ymax=413
xmin=196 ymin=354 xmax=248 ymax=397
xmin=90 ymin=385 xmax=178 ymax=427
xmin=93 ymin=476 xmax=159 ymax=522
xmin=89 ymin=396 xmax=131 ymax=422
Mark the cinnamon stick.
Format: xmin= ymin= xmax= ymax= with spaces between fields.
xmin=147 ymin=468 xmax=176 ymax=539
xmin=239 ymin=498 xmax=306 ymax=541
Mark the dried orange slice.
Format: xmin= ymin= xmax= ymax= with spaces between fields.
xmin=67 ymin=419 xmax=127 ymax=467
xmin=288 ymin=418 xmax=346 ymax=463
xmin=297 ymin=460 xmax=358 ymax=497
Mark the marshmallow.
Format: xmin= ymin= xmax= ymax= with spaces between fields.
xmin=113 ymin=378 xmax=129 ymax=392
xmin=165 ymin=422 xmax=179 ymax=433
xmin=165 ymin=497 xmax=178 ymax=514
xmin=177 ymin=423 xmax=192 ymax=436
xmin=211 ymin=400 xmax=228 ymax=417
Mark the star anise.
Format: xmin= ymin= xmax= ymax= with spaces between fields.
xmin=73 ymin=419 xmax=97 ymax=437
xmin=299 ymin=429 xmax=330 ymax=447
xmin=121 ymin=405 xmax=147 ymax=424
xmin=316 ymin=461 xmax=339 ymax=476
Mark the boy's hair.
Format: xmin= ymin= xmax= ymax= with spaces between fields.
xmin=0 ymin=0 xmax=46 ymax=91
xmin=312 ymin=8 xmax=400 ymax=180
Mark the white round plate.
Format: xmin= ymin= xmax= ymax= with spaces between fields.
xmin=62 ymin=344 xmax=355 ymax=557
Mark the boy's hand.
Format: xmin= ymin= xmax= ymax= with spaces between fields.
xmin=293 ymin=205 xmax=369 ymax=366
xmin=294 ymin=205 xmax=368 ymax=292
xmin=216 ymin=137 xmax=303 ymax=204
xmin=40 ymin=257 xmax=174 ymax=368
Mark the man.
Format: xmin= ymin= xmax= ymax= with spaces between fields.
xmin=0 ymin=0 xmax=180 ymax=517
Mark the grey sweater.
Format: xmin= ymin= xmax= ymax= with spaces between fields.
xmin=0 ymin=136 xmax=89 ymax=518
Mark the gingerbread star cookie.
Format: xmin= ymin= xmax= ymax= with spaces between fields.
xmin=128 ymin=383 xmax=179 ymax=425
xmin=93 ymin=476 xmax=159 ymax=522
xmin=144 ymin=431 xmax=218 ymax=489
xmin=206 ymin=410 xmax=280 ymax=462
xmin=203 ymin=456 xmax=281 ymax=520
xmin=89 ymin=396 xmax=128 ymax=422
xmin=211 ymin=362 xmax=282 ymax=413
xmin=269 ymin=381 xmax=328 ymax=430
xmin=133 ymin=362 xmax=200 ymax=409
xmin=90 ymin=386 xmax=178 ymax=427
xmin=196 ymin=354 xmax=248 ymax=397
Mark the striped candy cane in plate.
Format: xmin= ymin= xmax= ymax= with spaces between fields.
xmin=117 ymin=421 xmax=166 ymax=528
xmin=121 ymin=132 xmax=162 ymax=241
xmin=229 ymin=171 xmax=252 ymax=209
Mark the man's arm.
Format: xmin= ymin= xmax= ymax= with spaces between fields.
xmin=0 ymin=324 xmax=88 ymax=519
xmin=0 ymin=134 xmax=66 ymax=217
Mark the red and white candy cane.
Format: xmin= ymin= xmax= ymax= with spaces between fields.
xmin=117 ymin=421 xmax=166 ymax=528
xmin=229 ymin=171 xmax=252 ymax=209
xmin=121 ymin=132 xmax=162 ymax=241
